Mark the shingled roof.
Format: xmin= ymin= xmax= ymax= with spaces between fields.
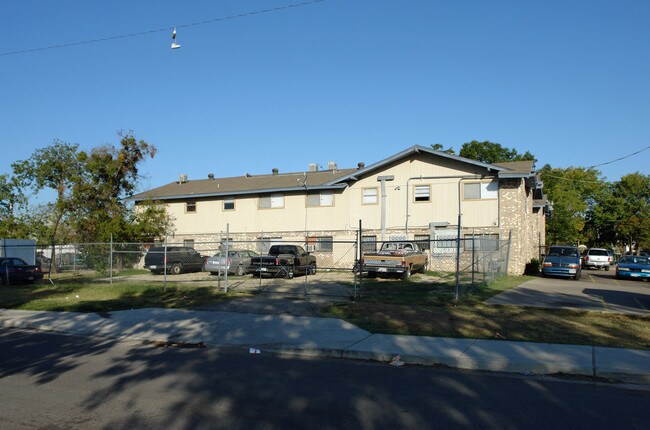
xmin=131 ymin=145 xmax=538 ymax=202
xmin=131 ymin=168 xmax=358 ymax=202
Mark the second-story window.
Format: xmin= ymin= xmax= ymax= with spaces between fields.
xmin=306 ymin=191 xmax=334 ymax=207
xmin=363 ymin=188 xmax=378 ymax=204
xmin=223 ymin=197 xmax=235 ymax=211
xmin=186 ymin=201 xmax=196 ymax=213
xmin=414 ymin=185 xmax=431 ymax=202
xmin=259 ymin=193 xmax=284 ymax=209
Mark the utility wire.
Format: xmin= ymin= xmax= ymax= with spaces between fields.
xmin=586 ymin=145 xmax=650 ymax=169
xmin=541 ymin=145 xmax=650 ymax=184
xmin=0 ymin=0 xmax=326 ymax=57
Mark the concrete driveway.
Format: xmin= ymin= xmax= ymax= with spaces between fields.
xmin=486 ymin=268 xmax=650 ymax=315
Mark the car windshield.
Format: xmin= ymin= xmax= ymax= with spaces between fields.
xmin=620 ymin=256 xmax=650 ymax=265
xmin=548 ymin=247 xmax=578 ymax=257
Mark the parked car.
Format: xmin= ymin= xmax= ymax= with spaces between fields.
xmin=0 ymin=257 xmax=44 ymax=285
xmin=582 ymin=248 xmax=612 ymax=270
xmin=143 ymin=246 xmax=206 ymax=275
xmin=204 ymin=249 xmax=258 ymax=276
xmin=615 ymin=255 xmax=650 ymax=281
xmin=361 ymin=241 xmax=428 ymax=279
xmin=249 ymin=245 xmax=316 ymax=278
xmin=541 ymin=245 xmax=582 ymax=280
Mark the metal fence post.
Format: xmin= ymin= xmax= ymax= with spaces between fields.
xmin=471 ymin=236 xmax=475 ymax=291
xmin=224 ymin=224 xmax=229 ymax=293
xmin=163 ymin=236 xmax=167 ymax=291
xmin=110 ymin=234 xmax=113 ymax=285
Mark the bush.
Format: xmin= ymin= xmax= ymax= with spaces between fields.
xmin=524 ymin=258 xmax=541 ymax=275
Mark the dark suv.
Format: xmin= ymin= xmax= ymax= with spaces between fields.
xmin=144 ymin=246 xmax=205 ymax=275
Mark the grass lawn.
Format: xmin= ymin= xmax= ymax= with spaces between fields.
xmin=324 ymin=275 xmax=650 ymax=350
xmin=2 ymin=272 xmax=648 ymax=350
xmin=0 ymin=272 xmax=247 ymax=313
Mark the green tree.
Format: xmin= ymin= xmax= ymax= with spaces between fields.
xmin=539 ymin=165 xmax=605 ymax=246
xmin=430 ymin=143 xmax=456 ymax=154
xmin=11 ymin=141 xmax=83 ymax=265
xmin=0 ymin=173 xmax=30 ymax=238
xmin=459 ymin=140 xmax=536 ymax=164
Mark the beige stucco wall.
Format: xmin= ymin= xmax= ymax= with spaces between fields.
xmin=165 ymin=153 xmax=501 ymax=236
xmin=148 ymin=153 xmax=546 ymax=274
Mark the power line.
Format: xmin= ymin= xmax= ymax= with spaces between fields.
xmin=541 ymin=145 xmax=650 ymax=184
xmin=586 ymin=145 xmax=650 ymax=169
xmin=0 ymin=0 xmax=326 ymax=57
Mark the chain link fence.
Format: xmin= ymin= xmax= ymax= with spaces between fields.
xmin=17 ymin=230 xmax=511 ymax=298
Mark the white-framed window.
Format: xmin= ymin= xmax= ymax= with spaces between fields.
xmin=307 ymin=236 xmax=333 ymax=252
xmin=362 ymin=188 xmax=378 ymax=204
xmin=414 ymin=185 xmax=431 ymax=202
xmin=186 ymin=201 xmax=197 ymax=213
xmin=463 ymin=181 xmax=498 ymax=200
xmin=257 ymin=236 xmax=282 ymax=253
xmin=361 ymin=235 xmax=377 ymax=252
xmin=432 ymin=229 xmax=462 ymax=255
xmin=223 ymin=197 xmax=235 ymax=211
xmin=414 ymin=234 xmax=431 ymax=251
xmin=259 ymin=193 xmax=284 ymax=209
xmin=465 ymin=234 xmax=499 ymax=252
xmin=306 ymin=191 xmax=334 ymax=207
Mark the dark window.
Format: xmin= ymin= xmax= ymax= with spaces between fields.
xmin=186 ymin=201 xmax=197 ymax=212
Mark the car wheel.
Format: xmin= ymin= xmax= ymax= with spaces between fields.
xmin=235 ymin=265 xmax=245 ymax=276
xmin=171 ymin=263 xmax=183 ymax=275
xmin=285 ymin=268 xmax=294 ymax=279
xmin=420 ymin=260 xmax=428 ymax=273
xmin=308 ymin=263 xmax=317 ymax=275
xmin=605 ymin=266 xmax=610 ymax=271
xmin=574 ymin=270 xmax=581 ymax=281
xmin=366 ymin=272 xmax=377 ymax=279
xmin=402 ymin=267 xmax=411 ymax=280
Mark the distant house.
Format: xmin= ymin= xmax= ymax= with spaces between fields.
xmin=131 ymin=145 xmax=549 ymax=274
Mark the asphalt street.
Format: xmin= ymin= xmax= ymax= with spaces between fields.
xmin=1 ymin=328 xmax=649 ymax=430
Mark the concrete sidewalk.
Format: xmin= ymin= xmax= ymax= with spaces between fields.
xmin=1 ymin=308 xmax=649 ymax=383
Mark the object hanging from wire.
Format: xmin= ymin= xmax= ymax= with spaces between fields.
xmin=171 ymin=28 xmax=181 ymax=49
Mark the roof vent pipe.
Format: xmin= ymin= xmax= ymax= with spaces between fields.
xmin=208 ymin=173 xmax=215 ymax=180
xmin=272 ymin=168 xmax=279 ymax=175
xmin=358 ymin=162 xmax=365 ymax=169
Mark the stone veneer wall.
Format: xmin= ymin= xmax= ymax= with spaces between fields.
xmin=498 ymin=178 xmax=543 ymax=274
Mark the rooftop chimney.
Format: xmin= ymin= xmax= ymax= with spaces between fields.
xmin=308 ymin=163 xmax=319 ymax=172
xmin=327 ymin=161 xmax=338 ymax=172
xmin=272 ymin=168 xmax=279 ymax=175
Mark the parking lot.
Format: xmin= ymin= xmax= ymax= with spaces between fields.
xmin=486 ymin=268 xmax=650 ymax=314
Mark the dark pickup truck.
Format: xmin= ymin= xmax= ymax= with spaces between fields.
xmin=249 ymin=245 xmax=317 ymax=279
xmin=144 ymin=246 xmax=206 ymax=275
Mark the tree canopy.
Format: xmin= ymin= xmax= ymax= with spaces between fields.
xmin=1 ymin=132 xmax=173 ymax=250
xmin=458 ymin=140 xmax=536 ymax=164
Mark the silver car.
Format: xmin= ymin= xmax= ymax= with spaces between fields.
xmin=204 ymin=249 xmax=258 ymax=276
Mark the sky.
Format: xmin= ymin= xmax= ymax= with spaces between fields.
xmin=2 ymin=0 xmax=649 ymax=200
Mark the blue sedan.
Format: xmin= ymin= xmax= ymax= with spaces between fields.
xmin=615 ymin=255 xmax=650 ymax=281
